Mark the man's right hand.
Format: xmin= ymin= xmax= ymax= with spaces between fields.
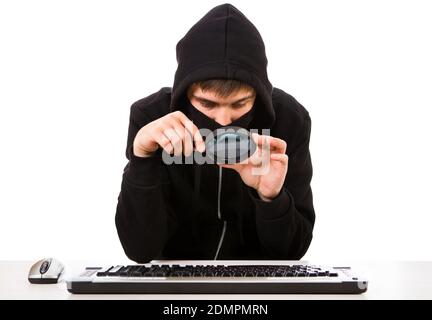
xmin=133 ymin=111 xmax=206 ymax=158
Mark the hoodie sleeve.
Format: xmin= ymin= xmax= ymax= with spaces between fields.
xmin=115 ymin=103 xmax=176 ymax=263
xmin=249 ymin=113 xmax=315 ymax=259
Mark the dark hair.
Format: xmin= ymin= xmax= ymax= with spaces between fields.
xmin=193 ymin=79 xmax=255 ymax=98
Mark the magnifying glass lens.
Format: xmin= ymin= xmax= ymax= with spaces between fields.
xmin=205 ymin=127 xmax=256 ymax=164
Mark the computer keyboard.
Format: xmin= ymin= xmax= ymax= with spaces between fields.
xmin=67 ymin=261 xmax=368 ymax=294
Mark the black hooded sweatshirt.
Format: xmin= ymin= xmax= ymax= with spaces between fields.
xmin=115 ymin=3 xmax=315 ymax=263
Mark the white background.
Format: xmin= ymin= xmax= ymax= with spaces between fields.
xmin=1 ymin=0 xmax=431 ymax=263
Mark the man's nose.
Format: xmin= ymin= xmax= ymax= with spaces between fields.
xmin=214 ymin=109 xmax=232 ymax=126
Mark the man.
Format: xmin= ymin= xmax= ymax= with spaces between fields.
xmin=115 ymin=4 xmax=315 ymax=263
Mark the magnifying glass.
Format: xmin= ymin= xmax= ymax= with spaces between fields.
xmin=205 ymin=126 xmax=257 ymax=164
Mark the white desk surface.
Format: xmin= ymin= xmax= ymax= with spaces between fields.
xmin=1 ymin=260 xmax=432 ymax=300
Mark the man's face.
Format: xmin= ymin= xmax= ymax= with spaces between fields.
xmin=187 ymin=85 xmax=256 ymax=126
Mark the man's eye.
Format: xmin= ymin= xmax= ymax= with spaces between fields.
xmin=233 ymin=103 xmax=246 ymax=108
xmin=201 ymin=102 xmax=216 ymax=108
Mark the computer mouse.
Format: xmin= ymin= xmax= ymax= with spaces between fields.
xmin=205 ymin=126 xmax=257 ymax=164
xmin=28 ymin=258 xmax=65 ymax=284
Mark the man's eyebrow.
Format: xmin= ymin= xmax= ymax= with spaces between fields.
xmin=192 ymin=94 xmax=255 ymax=104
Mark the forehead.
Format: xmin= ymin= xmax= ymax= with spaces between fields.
xmin=188 ymin=84 xmax=255 ymax=103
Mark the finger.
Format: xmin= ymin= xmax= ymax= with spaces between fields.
xmin=246 ymin=153 xmax=264 ymax=167
xmin=261 ymin=135 xmax=271 ymax=165
xmin=154 ymin=131 xmax=174 ymax=154
xmin=247 ymin=142 xmax=263 ymax=166
xmin=172 ymin=121 xmax=193 ymax=157
xmin=247 ymin=136 xmax=271 ymax=169
xmin=252 ymin=133 xmax=287 ymax=154
xmin=246 ymin=134 xmax=265 ymax=166
xmin=270 ymin=153 xmax=289 ymax=164
xmin=173 ymin=111 xmax=205 ymax=152
xmin=183 ymin=126 xmax=194 ymax=156
xmin=187 ymin=120 xmax=206 ymax=153
xmin=163 ymin=127 xmax=183 ymax=156
xmin=251 ymin=132 xmax=265 ymax=147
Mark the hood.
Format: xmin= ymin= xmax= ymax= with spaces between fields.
xmin=171 ymin=3 xmax=275 ymax=129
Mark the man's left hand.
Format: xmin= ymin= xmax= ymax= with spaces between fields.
xmin=219 ymin=133 xmax=288 ymax=201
